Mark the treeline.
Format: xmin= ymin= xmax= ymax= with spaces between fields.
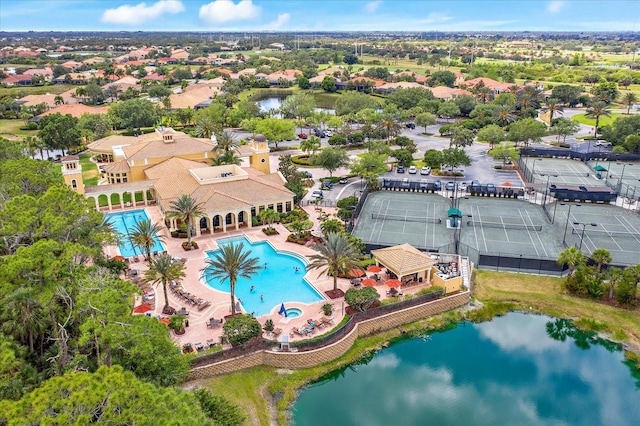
xmin=0 ymin=139 xmax=244 ymax=424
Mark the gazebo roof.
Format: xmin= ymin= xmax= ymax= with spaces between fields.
xmin=371 ymin=243 xmax=437 ymax=277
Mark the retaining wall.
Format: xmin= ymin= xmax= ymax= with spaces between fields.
xmin=189 ymin=291 xmax=470 ymax=380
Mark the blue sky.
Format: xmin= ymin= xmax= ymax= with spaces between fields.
xmin=1 ymin=1 xmax=638 ymax=32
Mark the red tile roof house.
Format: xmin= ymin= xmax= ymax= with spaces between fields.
xmin=2 ymin=74 xmax=34 ymax=86
xmin=266 ymin=69 xmax=303 ymax=86
xmin=460 ymin=77 xmax=517 ymax=94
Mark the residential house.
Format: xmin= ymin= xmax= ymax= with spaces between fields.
xmin=429 ymin=86 xmax=473 ymax=100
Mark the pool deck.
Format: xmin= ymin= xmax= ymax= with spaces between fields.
xmin=104 ymin=204 xmax=437 ymax=351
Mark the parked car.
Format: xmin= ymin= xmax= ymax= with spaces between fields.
xmin=594 ymin=141 xmax=612 ymax=147
xmin=321 ymin=179 xmax=334 ymax=188
xmin=397 ymin=165 xmax=405 ymax=173
xmin=420 ymin=166 xmax=431 ymax=175
xmin=433 ymin=180 xmax=442 ymax=191
xmin=445 ymin=182 xmax=455 ymax=191
xmin=298 ymin=133 xmax=308 ymax=139
xmin=408 ymin=165 xmax=417 ymax=174
xmin=313 ymin=128 xmax=326 ymax=138
xmin=311 ymin=190 xmax=323 ymax=199
xmin=405 ymin=122 xmax=416 ymax=129
xmin=486 ymin=183 xmax=497 ymax=194
xmin=339 ymin=178 xmax=348 ymax=184
xmin=419 ymin=179 xmax=429 ymax=189
xmin=401 ymin=178 xmax=411 ymax=188
xmin=300 ymin=171 xmax=312 ymax=178
xmin=325 ymin=130 xmax=333 ymax=137
xmin=471 ymin=179 xmax=481 ymax=187
xmin=458 ymin=182 xmax=468 ymax=192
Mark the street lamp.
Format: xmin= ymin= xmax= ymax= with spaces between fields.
xmin=531 ymin=158 xmax=543 ymax=182
xmin=617 ymin=162 xmax=634 ymax=192
xmin=562 ymin=203 xmax=581 ymax=246
xmin=540 ymin=173 xmax=558 ymax=205
xmin=573 ymin=222 xmax=598 ymax=251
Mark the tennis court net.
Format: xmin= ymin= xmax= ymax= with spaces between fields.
xmin=372 ymin=213 xmax=442 ymax=224
xmin=534 ymin=171 xmax=590 ymax=179
xmin=466 ymin=220 xmax=543 ymax=232
xmin=571 ymin=228 xmax=640 ymax=239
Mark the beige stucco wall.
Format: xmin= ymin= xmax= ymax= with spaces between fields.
xmin=189 ymin=291 xmax=470 ymax=380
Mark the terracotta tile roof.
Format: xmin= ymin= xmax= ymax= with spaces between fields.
xmin=371 ymin=244 xmax=437 ymax=277
xmin=429 ymin=86 xmax=473 ymax=100
xmin=169 ymin=85 xmax=219 ymax=109
xmin=38 ymin=104 xmax=108 ymax=118
xmin=103 ymin=160 xmax=131 ymax=173
xmin=120 ymin=132 xmax=215 ymax=161
xmin=20 ymin=92 xmax=77 ymax=107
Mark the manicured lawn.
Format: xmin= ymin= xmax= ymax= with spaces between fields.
xmin=0 ymin=84 xmax=75 ymax=98
xmin=79 ymin=153 xmax=99 ymax=186
xmin=0 ymin=119 xmax=38 ymax=139
xmin=571 ymin=112 xmax=621 ymax=127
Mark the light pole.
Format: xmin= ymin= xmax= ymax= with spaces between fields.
xmin=540 ymin=173 xmax=558 ymax=205
xmin=573 ymin=222 xmax=598 ymax=251
xmin=562 ymin=203 xmax=581 ymax=246
xmin=531 ymin=158 xmax=543 ymax=182
xmin=617 ymin=162 xmax=633 ymax=192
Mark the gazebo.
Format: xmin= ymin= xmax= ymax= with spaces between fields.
xmin=370 ymin=244 xmax=438 ymax=287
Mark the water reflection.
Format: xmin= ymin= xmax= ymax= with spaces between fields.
xmin=293 ymin=313 xmax=640 ymax=426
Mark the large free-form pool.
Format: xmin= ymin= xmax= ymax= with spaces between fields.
xmin=105 ymin=210 xmax=165 ymax=258
xmin=205 ymin=236 xmax=324 ymax=316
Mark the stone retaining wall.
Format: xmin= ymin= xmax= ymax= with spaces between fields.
xmin=189 ymin=291 xmax=470 ymax=380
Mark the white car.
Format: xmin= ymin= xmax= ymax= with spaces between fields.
xmin=458 ymin=182 xmax=468 ymax=192
xmin=401 ymin=178 xmax=411 ymax=188
xmin=311 ymin=190 xmax=324 ymax=199
xmin=408 ymin=166 xmax=417 ymax=174
xmin=420 ymin=166 xmax=431 ymax=175
xmin=594 ymin=141 xmax=612 ymax=147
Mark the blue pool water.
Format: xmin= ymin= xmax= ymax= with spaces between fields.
xmin=105 ymin=210 xmax=165 ymax=258
xmin=205 ymin=236 xmax=324 ymax=316
xmin=286 ymin=308 xmax=302 ymax=318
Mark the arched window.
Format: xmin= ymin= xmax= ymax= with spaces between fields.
xmin=71 ymin=179 xmax=77 ymax=189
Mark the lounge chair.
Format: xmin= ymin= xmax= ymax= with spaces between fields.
xmin=206 ymin=339 xmax=216 ymax=348
xmin=272 ymin=328 xmax=282 ymax=337
xmin=320 ymin=316 xmax=334 ymax=325
xmin=195 ymin=342 xmax=205 ymax=351
xmin=307 ymin=319 xmax=318 ymax=329
xmin=197 ymin=301 xmax=212 ymax=311
xmin=291 ymin=327 xmax=305 ymax=336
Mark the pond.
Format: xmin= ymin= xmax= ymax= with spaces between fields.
xmin=292 ymin=313 xmax=640 ymax=425
xmin=257 ymin=97 xmax=335 ymax=116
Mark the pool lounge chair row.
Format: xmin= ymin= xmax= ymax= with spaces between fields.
xmin=169 ymin=281 xmax=211 ymax=311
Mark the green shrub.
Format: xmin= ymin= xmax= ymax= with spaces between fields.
xmin=291 ymin=154 xmax=313 ymax=166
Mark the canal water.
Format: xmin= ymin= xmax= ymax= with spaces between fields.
xmin=292 ymin=313 xmax=640 ymax=425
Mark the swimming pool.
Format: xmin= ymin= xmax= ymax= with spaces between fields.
xmin=105 ymin=210 xmax=165 ymax=258
xmin=285 ymin=308 xmax=302 ymax=318
xmin=204 ymin=235 xmax=324 ymax=316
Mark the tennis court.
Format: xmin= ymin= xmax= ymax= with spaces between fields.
xmin=522 ymin=157 xmax=609 ymax=188
xmin=352 ymin=192 xmax=453 ymax=250
xmin=460 ymin=198 xmax=564 ymax=259
xmin=588 ymin=160 xmax=640 ymax=199
xmin=557 ymin=203 xmax=640 ymax=266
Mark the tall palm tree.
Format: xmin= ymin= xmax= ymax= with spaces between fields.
xmin=493 ymin=105 xmax=516 ymax=126
xmin=200 ymin=242 xmax=260 ymax=316
xmin=195 ymin=117 xmax=217 ymax=139
xmin=167 ymin=194 xmax=204 ymax=249
xmin=144 ymin=253 xmax=186 ymax=314
xmin=557 ymin=246 xmax=586 ymax=276
xmin=214 ymin=130 xmax=238 ymax=153
xmin=585 ymin=102 xmax=611 ymax=141
xmin=1 ymin=288 xmax=48 ymax=352
xmin=606 ymin=267 xmax=624 ymax=300
xmin=307 ymin=232 xmax=362 ymax=293
xmin=300 ymin=136 xmax=321 ymax=156
xmin=380 ymin=116 xmax=400 ymax=142
xmin=542 ymin=98 xmax=564 ymax=124
xmin=129 ymin=219 xmax=165 ymax=262
xmin=212 ymin=150 xmax=242 ymax=166
xmin=621 ymin=92 xmax=638 ymax=115
xmin=590 ymin=248 xmax=612 ymax=275
xmin=258 ymin=208 xmax=280 ymax=230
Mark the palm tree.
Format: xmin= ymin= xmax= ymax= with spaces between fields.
xmin=129 ymin=219 xmax=165 ymax=262
xmin=1 ymin=288 xmax=48 ymax=352
xmin=606 ymin=267 xmax=624 ymax=300
xmin=212 ymin=150 xmax=242 ymax=166
xmin=200 ymin=242 xmax=260 ymax=316
xmin=542 ymin=98 xmax=564 ymax=124
xmin=493 ymin=105 xmax=516 ymax=126
xmin=307 ymin=232 xmax=362 ymax=293
xmin=195 ymin=117 xmax=217 ymax=139
xmin=144 ymin=253 xmax=186 ymax=314
xmin=380 ymin=116 xmax=400 ymax=142
xmin=621 ymin=92 xmax=638 ymax=115
xmin=214 ymin=130 xmax=238 ymax=153
xmin=167 ymin=194 xmax=204 ymax=249
xmin=300 ymin=136 xmax=321 ymax=156
xmin=590 ymin=248 xmax=612 ymax=275
xmin=585 ymin=102 xmax=611 ymax=141
xmin=557 ymin=246 xmax=586 ymax=276
xmin=258 ymin=208 xmax=280 ymax=230
xmin=54 ymin=95 xmax=64 ymax=106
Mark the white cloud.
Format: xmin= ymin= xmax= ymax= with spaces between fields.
xmin=547 ymin=1 xmax=565 ymax=13
xmin=199 ymin=0 xmax=260 ymax=24
xmin=364 ymin=1 xmax=382 ymax=14
xmin=422 ymin=11 xmax=452 ymax=24
xmin=268 ymin=13 xmax=290 ymax=29
xmin=101 ymin=0 xmax=184 ymax=25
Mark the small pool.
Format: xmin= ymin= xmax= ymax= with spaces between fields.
xmin=285 ymin=308 xmax=302 ymax=318
xmin=105 ymin=210 xmax=164 ymax=258
xmin=205 ymin=236 xmax=324 ymax=316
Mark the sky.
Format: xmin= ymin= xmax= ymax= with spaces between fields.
xmin=1 ymin=0 xmax=638 ymax=32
